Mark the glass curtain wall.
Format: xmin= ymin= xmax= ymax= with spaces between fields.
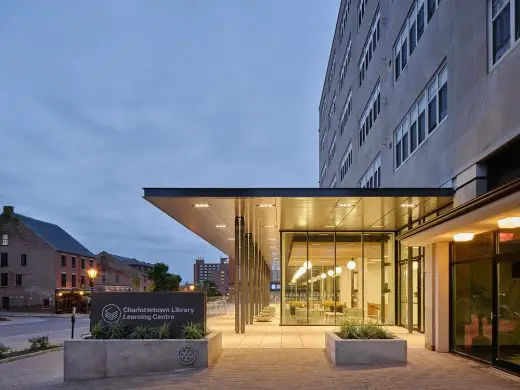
xmin=398 ymin=245 xmax=425 ymax=332
xmin=281 ymin=231 xmax=395 ymax=325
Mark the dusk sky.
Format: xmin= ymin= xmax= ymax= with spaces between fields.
xmin=0 ymin=1 xmax=339 ymax=282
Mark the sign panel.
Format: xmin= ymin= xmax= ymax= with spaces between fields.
xmin=91 ymin=292 xmax=206 ymax=335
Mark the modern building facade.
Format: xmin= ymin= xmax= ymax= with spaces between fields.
xmin=0 ymin=205 xmax=98 ymax=313
xmin=316 ymin=0 xmax=520 ymax=374
xmin=194 ymin=257 xmax=230 ymax=295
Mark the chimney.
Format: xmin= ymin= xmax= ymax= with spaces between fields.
xmin=3 ymin=206 xmax=13 ymax=216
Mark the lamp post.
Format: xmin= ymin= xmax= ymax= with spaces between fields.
xmin=86 ymin=268 xmax=98 ymax=332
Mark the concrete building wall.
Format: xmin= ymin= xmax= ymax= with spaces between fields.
xmin=319 ymin=0 xmax=520 ymax=205
xmin=0 ymin=217 xmax=56 ymax=311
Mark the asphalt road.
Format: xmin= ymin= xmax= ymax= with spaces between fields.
xmin=0 ymin=316 xmax=90 ymax=351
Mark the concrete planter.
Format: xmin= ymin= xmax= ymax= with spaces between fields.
xmin=64 ymin=332 xmax=222 ymax=381
xmin=325 ymin=332 xmax=407 ymax=365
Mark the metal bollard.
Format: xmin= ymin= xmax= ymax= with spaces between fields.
xmin=71 ymin=306 xmax=76 ymax=339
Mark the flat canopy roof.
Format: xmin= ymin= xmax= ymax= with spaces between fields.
xmin=143 ymin=187 xmax=453 ymax=267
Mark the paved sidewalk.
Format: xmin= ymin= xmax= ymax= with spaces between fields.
xmin=2 ymin=348 xmax=520 ymax=390
xmin=0 ymin=311 xmax=89 ymax=319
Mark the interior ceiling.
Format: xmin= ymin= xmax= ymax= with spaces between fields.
xmin=144 ymin=191 xmax=452 ymax=268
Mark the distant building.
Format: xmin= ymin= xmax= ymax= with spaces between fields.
xmin=97 ymin=251 xmax=153 ymax=291
xmin=193 ymin=257 xmax=230 ymax=295
xmin=0 ymin=205 xmax=98 ymax=313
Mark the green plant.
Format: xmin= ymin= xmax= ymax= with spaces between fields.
xmin=107 ymin=322 xmax=129 ymax=340
xmin=28 ymin=335 xmax=50 ymax=351
xmin=130 ymin=325 xmax=151 ymax=339
xmin=157 ymin=323 xmax=171 ymax=339
xmin=181 ymin=322 xmax=206 ymax=340
xmin=337 ymin=320 xmax=394 ymax=340
xmin=0 ymin=343 xmax=11 ymax=358
xmin=91 ymin=322 xmax=108 ymax=339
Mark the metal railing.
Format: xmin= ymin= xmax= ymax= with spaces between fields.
xmin=207 ymin=298 xmax=227 ymax=316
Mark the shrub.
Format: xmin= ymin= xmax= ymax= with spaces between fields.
xmin=91 ymin=322 xmax=108 ymax=340
xmin=28 ymin=336 xmax=50 ymax=351
xmin=338 ymin=320 xmax=394 ymax=340
xmin=0 ymin=343 xmax=11 ymax=358
xmin=130 ymin=325 xmax=151 ymax=339
xmin=107 ymin=322 xmax=129 ymax=340
xmin=157 ymin=323 xmax=171 ymax=339
xmin=181 ymin=322 xmax=206 ymax=340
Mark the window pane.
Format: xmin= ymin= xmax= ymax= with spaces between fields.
xmin=428 ymin=96 xmax=437 ymax=132
xmin=395 ymin=52 xmax=401 ymax=80
xmin=516 ymin=0 xmax=520 ymax=39
xmin=410 ymin=121 xmax=418 ymax=152
xmin=439 ymin=83 xmax=448 ymax=121
xmin=498 ymin=228 xmax=520 ymax=254
xmin=409 ymin=21 xmax=417 ymax=53
xmin=417 ymin=4 xmax=425 ymax=39
xmin=418 ymin=111 xmax=426 ymax=143
xmin=401 ymin=38 xmax=408 ymax=67
xmin=402 ymin=132 xmax=409 ymax=160
xmin=427 ymin=0 xmax=436 ymax=22
xmin=396 ymin=140 xmax=402 ymax=167
xmin=493 ymin=4 xmax=511 ymax=63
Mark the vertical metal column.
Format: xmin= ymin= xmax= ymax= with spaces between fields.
xmin=244 ymin=233 xmax=250 ymax=325
xmin=234 ymin=217 xmax=243 ymax=334
xmin=380 ymin=237 xmax=386 ymax=323
xmin=249 ymin=237 xmax=254 ymax=324
xmin=407 ymin=212 xmax=414 ymax=334
xmin=240 ymin=221 xmax=247 ymax=333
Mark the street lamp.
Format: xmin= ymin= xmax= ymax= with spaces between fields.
xmin=86 ymin=268 xmax=98 ymax=333
xmin=189 ymin=285 xmax=195 ymax=292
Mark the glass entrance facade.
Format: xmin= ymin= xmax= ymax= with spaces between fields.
xmin=280 ymin=231 xmax=395 ymax=325
xmin=451 ymin=228 xmax=520 ymax=374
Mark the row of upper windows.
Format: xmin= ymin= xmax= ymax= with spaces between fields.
xmin=358 ymin=81 xmax=381 ymax=147
xmin=0 ymin=272 xmax=23 ymax=287
xmin=358 ymin=0 xmax=369 ymax=28
xmin=61 ymin=254 xmax=93 ymax=269
xmin=394 ymin=0 xmax=443 ymax=83
xmin=359 ymin=154 xmax=381 ymax=188
xmin=1 ymin=253 xmax=27 ymax=267
xmin=394 ymin=63 xmax=447 ymax=170
xmin=358 ymin=9 xmax=380 ymax=87
xmin=340 ymin=142 xmax=353 ymax=182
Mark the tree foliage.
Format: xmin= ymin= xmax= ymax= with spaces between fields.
xmin=199 ymin=279 xmax=221 ymax=296
xmin=147 ymin=263 xmax=182 ymax=292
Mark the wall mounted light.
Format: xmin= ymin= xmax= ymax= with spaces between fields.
xmin=347 ymin=260 xmax=356 ymax=270
xmin=320 ymin=273 xmax=327 ymax=279
xmin=453 ymin=232 xmax=475 ymax=242
xmin=335 ymin=266 xmax=342 ymax=275
xmin=497 ymin=217 xmax=520 ymax=229
xmin=327 ymin=269 xmax=335 ymax=277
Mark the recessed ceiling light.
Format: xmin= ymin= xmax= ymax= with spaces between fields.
xmin=228 ymin=237 xmax=235 ymax=241
xmin=400 ymin=203 xmax=416 ymax=208
xmin=263 ymin=225 xmax=276 ymax=228
xmin=257 ymin=203 xmax=274 ymax=208
xmin=453 ymin=232 xmax=475 ymax=242
xmin=193 ymin=203 xmax=210 ymax=208
xmin=372 ymin=225 xmax=384 ymax=228
xmin=268 ymin=238 xmax=277 ymax=241
xmin=337 ymin=203 xmax=354 ymax=207
xmin=324 ymin=225 xmax=336 ymax=228
xmin=215 ymin=224 xmax=226 ymax=228
xmin=497 ymin=217 xmax=520 ymax=229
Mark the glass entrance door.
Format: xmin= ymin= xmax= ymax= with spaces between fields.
xmin=495 ymin=257 xmax=520 ymax=373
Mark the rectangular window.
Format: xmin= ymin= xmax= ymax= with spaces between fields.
xmin=428 ymin=80 xmax=438 ymax=132
xmin=16 ymin=274 xmax=22 ymax=286
xmin=61 ymin=255 xmax=66 ymax=267
xmin=359 ymin=9 xmax=381 ymax=86
xmin=116 ymin=275 xmax=120 ymax=284
xmin=427 ymin=0 xmax=436 ymax=21
xmin=490 ymin=0 xmax=518 ymax=65
xmin=89 ymin=259 xmax=93 ymax=268
xmin=71 ymin=274 xmax=77 ymax=288
xmin=0 ymin=253 xmax=7 ymax=267
xmin=438 ymin=66 xmax=448 ymax=121
xmin=81 ymin=275 xmax=86 ymax=287
xmin=61 ymin=273 xmax=67 ymax=288
xmin=395 ymin=51 xmax=401 ymax=80
xmin=71 ymin=256 xmax=76 ymax=268
xmin=401 ymin=37 xmax=408 ymax=68
xmin=418 ymin=95 xmax=426 ymax=143
xmin=516 ymin=0 xmax=520 ymax=39
xmin=81 ymin=258 xmax=85 ymax=269
xmin=417 ymin=2 xmax=425 ymax=39
xmin=21 ymin=254 xmax=27 ymax=266
xmin=0 ymin=234 xmax=7 ymax=246
xmin=359 ymin=81 xmax=381 ymax=147
xmin=359 ymin=154 xmax=382 ymax=188
xmin=0 ymin=273 xmax=7 ymax=287
xmin=395 ymin=126 xmax=403 ymax=168
xmin=409 ymin=16 xmax=417 ymax=54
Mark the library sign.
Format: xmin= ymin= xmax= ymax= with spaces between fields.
xmin=91 ymin=292 xmax=206 ymax=334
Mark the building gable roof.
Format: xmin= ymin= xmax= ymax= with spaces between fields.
xmin=16 ymin=214 xmax=94 ymax=257
xmin=98 ymin=252 xmax=153 ymax=268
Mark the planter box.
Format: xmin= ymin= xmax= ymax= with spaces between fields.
xmin=64 ymin=332 xmax=222 ymax=381
xmin=325 ymin=332 xmax=407 ymax=365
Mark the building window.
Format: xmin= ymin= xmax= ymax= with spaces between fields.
xmin=81 ymin=258 xmax=85 ymax=269
xmin=340 ymin=142 xmax=353 ymax=181
xmin=320 ymin=162 xmax=328 ymax=185
xmin=359 ymin=81 xmax=381 ymax=147
xmin=43 ymin=298 xmax=50 ymax=308
xmin=340 ymin=89 xmax=353 ymax=136
xmin=489 ymin=0 xmax=520 ymax=65
xmin=81 ymin=275 xmax=86 ymax=287
xmin=359 ymin=154 xmax=382 ymax=188
xmin=328 ymin=133 xmax=337 ymax=164
xmin=339 ymin=0 xmax=352 ymax=40
xmin=0 ymin=253 xmax=7 ymax=267
xmin=61 ymin=255 xmax=66 ymax=267
xmin=394 ymin=63 xmax=447 ymax=169
xmin=61 ymin=273 xmax=67 ymax=288
xmin=394 ymin=0 xmax=443 ymax=82
xmin=71 ymin=274 xmax=77 ymax=288
xmin=358 ymin=9 xmax=381 ymax=86
xmin=330 ymin=52 xmax=337 ymax=79
xmin=71 ymin=256 xmax=76 ymax=268
xmin=16 ymin=274 xmax=22 ymax=286
xmin=21 ymin=254 xmax=27 ymax=267
xmin=116 ymin=275 xmax=120 ymax=284
xmin=358 ymin=0 xmax=368 ymax=27
xmin=0 ymin=273 xmax=7 ymax=287
xmin=329 ymin=175 xmax=337 ymax=188
xmin=0 ymin=233 xmax=7 ymax=246
xmin=89 ymin=259 xmax=93 ymax=268
xmin=340 ymin=36 xmax=352 ymax=90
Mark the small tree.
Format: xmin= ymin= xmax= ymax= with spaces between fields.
xmin=132 ymin=274 xmax=141 ymax=292
xmin=148 ymin=263 xmax=182 ymax=292
xmin=199 ymin=279 xmax=221 ymax=297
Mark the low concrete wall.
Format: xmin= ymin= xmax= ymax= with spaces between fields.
xmin=64 ymin=332 xmax=222 ymax=381
xmin=325 ymin=332 xmax=407 ymax=365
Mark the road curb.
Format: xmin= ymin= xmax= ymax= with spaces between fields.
xmin=0 ymin=346 xmax=63 ymax=364
xmin=0 ymin=313 xmax=89 ymax=319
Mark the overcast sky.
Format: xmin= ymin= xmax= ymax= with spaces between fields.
xmin=0 ymin=0 xmax=339 ymax=282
